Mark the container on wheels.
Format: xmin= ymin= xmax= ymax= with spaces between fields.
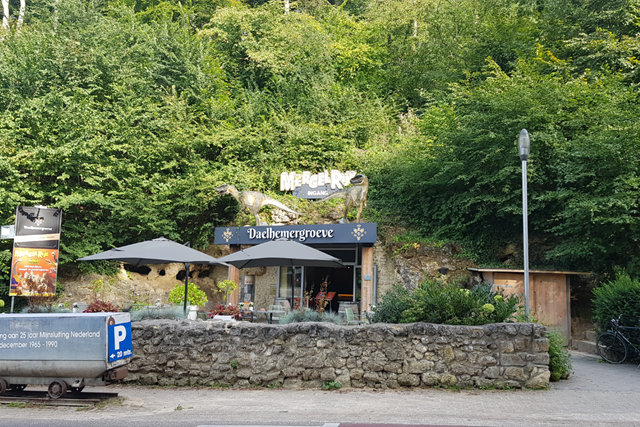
xmin=0 ymin=312 xmax=132 ymax=398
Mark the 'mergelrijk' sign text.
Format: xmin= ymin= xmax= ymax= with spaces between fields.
xmin=280 ymin=170 xmax=357 ymax=199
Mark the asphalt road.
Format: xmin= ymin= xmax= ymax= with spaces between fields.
xmin=0 ymin=352 xmax=638 ymax=427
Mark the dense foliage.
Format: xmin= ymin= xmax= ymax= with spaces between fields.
xmin=592 ymin=271 xmax=640 ymax=331
xmin=548 ymin=329 xmax=573 ymax=381
xmin=372 ymin=282 xmax=519 ymax=325
xmin=1 ymin=0 xmax=640 ymax=279
xmin=370 ymin=284 xmax=412 ymax=324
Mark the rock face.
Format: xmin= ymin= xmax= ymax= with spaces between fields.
xmin=127 ymin=320 xmax=550 ymax=389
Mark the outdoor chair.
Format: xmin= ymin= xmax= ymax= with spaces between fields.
xmin=274 ymin=298 xmax=292 ymax=313
xmin=345 ymin=308 xmax=364 ymax=325
xmin=268 ymin=304 xmax=285 ymax=313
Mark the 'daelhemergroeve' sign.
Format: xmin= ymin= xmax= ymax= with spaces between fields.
xmin=215 ymin=223 xmax=377 ymax=245
xmin=10 ymin=206 xmax=63 ymax=297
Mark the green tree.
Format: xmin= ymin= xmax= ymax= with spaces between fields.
xmin=369 ymin=60 xmax=640 ymax=270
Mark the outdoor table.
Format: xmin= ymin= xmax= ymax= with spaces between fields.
xmin=263 ymin=310 xmax=285 ymax=324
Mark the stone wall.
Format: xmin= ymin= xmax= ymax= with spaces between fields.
xmin=127 ymin=320 xmax=550 ymax=390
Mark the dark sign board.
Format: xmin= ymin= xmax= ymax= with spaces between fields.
xmin=215 ymin=223 xmax=377 ymax=245
xmin=13 ymin=206 xmax=62 ymax=249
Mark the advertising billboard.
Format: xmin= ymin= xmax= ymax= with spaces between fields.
xmin=10 ymin=248 xmax=59 ymax=297
xmin=10 ymin=207 xmax=62 ymax=297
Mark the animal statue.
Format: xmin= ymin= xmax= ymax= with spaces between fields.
xmin=216 ymin=184 xmax=301 ymax=226
xmin=314 ymin=174 xmax=369 ymax=223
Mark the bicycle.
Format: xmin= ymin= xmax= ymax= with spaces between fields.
xmin=596 ymin=314 xmax=640 ymax=366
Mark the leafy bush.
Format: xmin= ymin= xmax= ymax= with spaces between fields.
xmin=83 ymin=300 xmax=118 ymax=313
xmin=130 ymin=306 xmax=187 ymax=321
xmin=371 ymin=284 xmax=412 ymax=324
xmin=0 ymin=250 xmax=27 ymax=313
xmin=279 ymin=309 xmax=344 ymax=325
xmin=592 ymin=271 xmax=640 ymax=331
xmin=208 ymin=304 xmax=242 ymax=320
xmin=168 ymin=282 xmax=208 ymax=307
xmin=77 ymin=260 xmax=121 ymax=276
xmin=216 ymin=280 xmax=238 ymax=304
xmin=548 ymin=329 xmax=572 ymax=381
xmin=128 ymin=288 xmax=153 ymax=306
xmin=372 ymin=281 xmax=519 ymax=325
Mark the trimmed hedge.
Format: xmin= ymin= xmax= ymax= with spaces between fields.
xmin=592 ymin=272 xmax=640 ymax=331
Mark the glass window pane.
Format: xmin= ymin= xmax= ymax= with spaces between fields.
xmin=278 ymin=266 xmax=302 ymax=308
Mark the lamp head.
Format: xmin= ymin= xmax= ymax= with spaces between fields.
xmin=519 ymin=129 xmax=530 ymax=161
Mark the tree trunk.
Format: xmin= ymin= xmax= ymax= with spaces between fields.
xmin=413 ymin=0 xmax=417 ymax=37
xmin=2 ymin=0 xmax=9 ymax=29
xmin=17 ymin=0 xmax=25 ymax=28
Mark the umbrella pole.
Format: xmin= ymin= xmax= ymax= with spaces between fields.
xmin=293 ymin=266 xmax=298 ymax=310
xmin=183 ymin=262 xmax=190 ymax=313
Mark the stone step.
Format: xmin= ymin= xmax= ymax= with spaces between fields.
xmin=573 ymin=339 xmax=598 ymax=355
xmin=586 ymin=330 xmax=598 ymax=341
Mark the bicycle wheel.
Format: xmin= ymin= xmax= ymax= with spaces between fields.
xmin=596 ymin=332 xmax=628 ymax=364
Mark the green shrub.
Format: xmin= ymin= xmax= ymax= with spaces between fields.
xmin=548 ymin=329 xmax=572 ymax=381
xmin=592 ymin=271 xmax=640 ymax=331
xmin=398 ymin=281 xmax=519 ymax=325
xmin=0 ymin=250 xmax=27 ymax=313
xmin=168 ymin=282 xmax=208 ymax=307
xmin=371 ymin=284 xmax=412 ymax=324
xmin=130 ymin=306 xmax=187 ymax=321
xmin=279 ymin=309 xmax=343 ymax=325
xmin=20 ymin=305 xmax=72 ymax=314
xmin=77 ymin=260 xmax=121 ymax=276
xmin=322 ymin=381 xmax=342 ymax=390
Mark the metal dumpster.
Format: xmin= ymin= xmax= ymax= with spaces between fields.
xmin=0 ymin=312 xmax=132 ymax=398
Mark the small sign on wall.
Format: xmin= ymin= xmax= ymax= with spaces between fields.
xmin=1 ymin=225 xmax=15 ymax=239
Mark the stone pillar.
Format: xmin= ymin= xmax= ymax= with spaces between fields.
xmin=361 ymin=246 xmax=374 ymax=313
xmin=228 ymin=246 xmax=240 ymax=305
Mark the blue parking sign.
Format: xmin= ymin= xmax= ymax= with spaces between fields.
xmin=108 ymin=322 xmax=133 ymax=362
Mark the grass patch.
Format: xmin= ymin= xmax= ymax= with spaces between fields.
xmin=7 ymin=402 xmax=27 ymax=408
xmin=96 ymin=397 xmax=125 ymax=410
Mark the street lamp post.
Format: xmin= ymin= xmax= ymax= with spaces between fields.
xmin=519 ymin=129 xmax=530 ymax=320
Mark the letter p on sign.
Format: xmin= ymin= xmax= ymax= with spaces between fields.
xmin=114 ymin=325 xmax=127 ymax=350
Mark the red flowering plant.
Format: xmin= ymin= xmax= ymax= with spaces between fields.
xmin=84 ymin=300 xmax=119 ymax=312
xmin=208 ymin=304 xmax=242 ymax=320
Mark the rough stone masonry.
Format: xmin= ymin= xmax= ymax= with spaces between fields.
xmin=127 ymin=320 xmax=550 ymax=389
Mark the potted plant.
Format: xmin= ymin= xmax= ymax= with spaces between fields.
xmin=216 ymin=280 xmax=238 ymax=304
xmin=168 ymin=281 xmax=208 ymax=312
xmin=208 ymin=304 xmax=242 ymax=321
